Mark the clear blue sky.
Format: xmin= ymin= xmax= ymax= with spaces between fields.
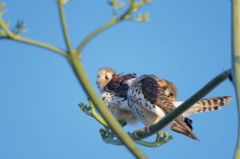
xmin=0 ymin=0 xmax=237 ymax=159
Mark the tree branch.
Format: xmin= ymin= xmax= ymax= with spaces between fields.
xmin=232 ymin=0 xmax=240 ymax=158
xmin=130 ymin=69 xmax=231 ymax=140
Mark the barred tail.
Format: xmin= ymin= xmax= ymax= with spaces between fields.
xmin=174 ymin=96 xmax=232 ymax=117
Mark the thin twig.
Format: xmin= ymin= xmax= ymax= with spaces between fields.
xmin=0 ymin=19 xmax=14 ymax=36
xmin=57 ymin=0 xmax=73 ymax=53
xmin=5 ymin=36 xmax=67 ymax=56
xmin=232 ymin=0 xmax=240 ymax=158
xmin=0 ymin=19 xmax=67 ymax=56
xmin=76 ymin=0 xmax=135 ymax=54
xmin=88 ymin=100 xmax=108 ymax=127
xmin=130 ymin=69 xmax=231 ymax=140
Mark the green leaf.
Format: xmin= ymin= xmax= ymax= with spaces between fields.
xmin=108 ymin=0 xmax=125 ymax=11
xmin=133 ymin=13 xmax=150 ymax=22
xmin=13 ymin=20 xmax=27 ymax=35
xmin=142 ymin=0 xmax=152 ymax=4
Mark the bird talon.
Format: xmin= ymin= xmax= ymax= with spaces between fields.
xmin=156 ymin=132 xmax=173 ymax=145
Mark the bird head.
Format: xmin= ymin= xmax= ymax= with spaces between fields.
xmin=97 ymin=67 xmax=116 ymax=91
xmin=158 ymin=79 xmax=177 ymax=101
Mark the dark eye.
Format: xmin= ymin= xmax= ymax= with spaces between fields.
xmin=105 ymin=75 xmax=109 ymax=80
xmin=169 ymin=93 xmax=173 ymax=97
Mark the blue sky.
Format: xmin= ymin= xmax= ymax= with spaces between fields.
xmin=0 ymin=0 xmax=237 ymax=159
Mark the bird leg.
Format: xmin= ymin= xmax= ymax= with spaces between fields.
xmin=155 ymin=132 xmax=173 ymax=145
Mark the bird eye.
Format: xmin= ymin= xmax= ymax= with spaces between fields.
xmin=105 ymin=75 xmax=109 ymax=80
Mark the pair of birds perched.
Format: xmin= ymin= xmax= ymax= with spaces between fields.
xmin=97 ymin=67 xmax=232 ymax=140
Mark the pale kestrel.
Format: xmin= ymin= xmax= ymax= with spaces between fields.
xmin=127 ymin=74 xmax=232 ymax=140
xmin=97 ymin=67 xmax=137 ymax=124
xmin=97 ymin=67 xmax=232 ymax=139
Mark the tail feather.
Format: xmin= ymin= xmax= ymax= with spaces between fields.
xmin=173 ymin=96 xmax=232 ymax=117
xmin=171 ymin=122 xmax=199 ymax=141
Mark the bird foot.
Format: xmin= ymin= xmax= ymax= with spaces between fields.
xmin=155 ymin=132 xmax=173 ymax=146
xmin=99 ymin=127 xmax=122 ymax=145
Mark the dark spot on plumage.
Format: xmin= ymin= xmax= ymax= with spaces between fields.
xmin=203 ymin=107 xmax=207 ymax=112
xmin=207 ymin=99 xmax=211 ymax=106
xmin=197 ymin=109 xmax=202 ymax=112
xmin=219 ymin=98 xmax=224 ymax=106
xmin=145 ymin=102 xmax=148 ymax=107
xmin=213 ymin=98 xmax=218 ymax=105
xmin=213 ymin=106 xmax=219 ymax=110
xmin=102 ymin=97 xmax=106 ymax=101
xmin=184 ymin=118 xmax=193 ymax=130
xmin=136 ymin=109 xmax=141 ymax=116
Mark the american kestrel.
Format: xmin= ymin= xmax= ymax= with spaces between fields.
xmin=97 ymin=67 xmax=138 ymax=124
xmin=96 ymin=67 xmax=175 ymax=124
xmin=97 ymin=67 xmax=232 ymax=139
xmin=127 ymin=74 xmax=232 ymax=140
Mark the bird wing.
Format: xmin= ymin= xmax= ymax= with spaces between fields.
xmin=129 ymin=75 xmax=198 ymax=140
xmin=105 ymin=74 xmax=136 ymax=99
